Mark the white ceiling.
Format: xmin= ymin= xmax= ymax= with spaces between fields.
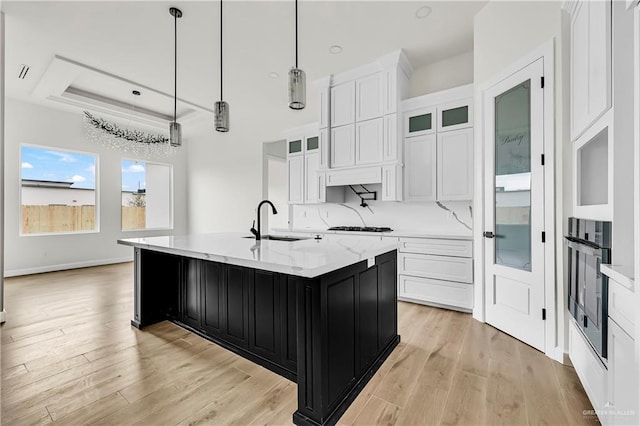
xmin=2 ymin=1 xmax=486 ymax=124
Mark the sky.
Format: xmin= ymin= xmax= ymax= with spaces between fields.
xmin=20 ymin=146 xmax=146 ymax=191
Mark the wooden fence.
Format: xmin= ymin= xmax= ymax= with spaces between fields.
xmin=122 ymin=206 xmax=146 ymax=230
xmin=21 ymin=205 xmax=145 ymax=234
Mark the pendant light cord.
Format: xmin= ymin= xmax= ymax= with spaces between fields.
xmin=220 ymin=0 xmax=223 ymax=101
xmin=295 ymin=0 xmax=298 ymax=68
xmin=174 ymin=11 xmax=178 ymax=123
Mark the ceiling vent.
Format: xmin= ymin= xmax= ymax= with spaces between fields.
xmin=18 ymin=64 xmax=30 ymax=79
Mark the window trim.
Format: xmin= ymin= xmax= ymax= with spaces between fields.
xmin=120 ymin=158 xmax=174 ymax=232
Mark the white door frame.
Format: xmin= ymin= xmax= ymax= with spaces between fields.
xmin=473 ymin=39 xmax=560 ymax=362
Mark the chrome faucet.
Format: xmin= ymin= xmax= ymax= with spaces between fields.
xmin=250 ymin=200 xmax=278 ymax=240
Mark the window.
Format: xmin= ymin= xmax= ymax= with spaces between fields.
xmin=20 ymin=145 xmax=98 ymax=235
xmin=121 ymin=160 xmax=173 ymax=230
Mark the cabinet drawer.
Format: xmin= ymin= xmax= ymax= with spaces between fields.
xmin=398 ymin=237 xmax=472 ymax=257
xmin=569 ymin=320 xmax=607 ymax=415
xmin=398 ymin=253 xmax=472 ymax=283
xmin=609 ymin=278 xmax=635 ymax=335
xmin=398 ymin=274 xmax=472 ymax=310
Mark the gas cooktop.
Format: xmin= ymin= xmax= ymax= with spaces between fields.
xmin=327 ymin=226 xmax=393 ymax=233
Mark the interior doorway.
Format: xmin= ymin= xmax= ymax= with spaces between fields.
xmin=475 ymin=40 xmax=558 ymax=361
xmin=262 ymin=140 xmax=288 ymax=232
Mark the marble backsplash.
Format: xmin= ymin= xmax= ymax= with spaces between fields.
xmin=290 ymin=187 xmax=473 ymax=236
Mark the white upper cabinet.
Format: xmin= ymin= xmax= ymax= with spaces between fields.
xmin=383 ymin=114 xmax=399 ymax=162
xmin=437 ymin=128 xmax=474 ymax=200
xmin=304 ymin=152 xmax=321 ymax=204
xmin=383 ymin=68 xmax=399 ymax=115
xmin=437 ymin=98 xmax=473 ymax=132
xmin=404 ymin=106 xmax=436 ymax=138
xmin=318 ymin=85 xmax=330 ymax=129
xmin=285 ymin=123 xmax=333 ymax=205
xmin=402 ymin=84 xmax=474 ymax=202
xmin=570 ymin=0 xmax=612 ymax=140
xmin=331 ymin=125 xmax=355 ymax=168
xmin=356 ymin=73 xmax=385 ymax=121
xmin=319 ymin=128 xmax=330 ymax=169
xmin=404 ymin=134 xmax=437 ymax=201
xmin=287 ymin=155 xmax=304 ymax=204
xmin=355 ymin=118 xmax=384 ymax=165
xmin=331 ymin=81 xmax=355 ymax=127
xmin=287 ymin=137 xmax=304 ymax=157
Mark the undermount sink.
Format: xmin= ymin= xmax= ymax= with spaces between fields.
xmin=243 ymin=235 xmax=307 ymax=242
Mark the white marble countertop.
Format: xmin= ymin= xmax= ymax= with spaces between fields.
xmin=601 ymin=264 xmax=635 ymax=291
xmin=271 ymin=227 xmax=473 ymax=240
xmin=118 ymin=233 xmax=398 ymax=278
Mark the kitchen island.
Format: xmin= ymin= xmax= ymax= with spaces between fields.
xmin=118 ymin=233 xmax=399 ymax=426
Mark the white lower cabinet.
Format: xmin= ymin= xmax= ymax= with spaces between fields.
xmin=399 ymin=275 xmax=473 ymax=310
xmin=569 ymin=320 xmax=608 ymax=418
xmin=607 ymin=320 xmax=638 ymax=426
xmin=606 ymin=276 xmax=638 ymax=426
xmin=397 ymin=236 xmax=473 ymax=311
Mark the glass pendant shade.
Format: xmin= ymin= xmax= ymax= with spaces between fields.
xmin=169 ymin=122 xmax=182 ymax=147
xmin=215 ymin=101 xmax=229 ymax=132
xmin=288 ymin=67 xmax=306 ymax=110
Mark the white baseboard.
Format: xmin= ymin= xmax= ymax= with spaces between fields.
xmin=4 ymin=256 xmax=133 ymax=277
xmin=549 ymin=345 xmax=565 ymax=363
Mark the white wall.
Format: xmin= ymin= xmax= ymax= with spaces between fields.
xmin=473 ymin=0 xmax=567 ymax=351
xmin=4 ymin=98 xmax=188 ymax=275
xmin=145 ymin=162 xmax=172 ymax=229
xmin=410 ymin=50 xmax=474 ymax=97
xmin=186 ymin=82 xmax=320 ymax=235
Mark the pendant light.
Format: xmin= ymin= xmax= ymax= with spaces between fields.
xmin=215 ymin=0 xmax=229 ymax=132
xmin=169 ymin=7 xmax=182 ymax=147
xmin=288 ymin=0 xmax=305 ymax=110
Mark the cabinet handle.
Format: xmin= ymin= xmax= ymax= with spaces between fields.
xmin=483 ymin=231 xmax=495 ymax=239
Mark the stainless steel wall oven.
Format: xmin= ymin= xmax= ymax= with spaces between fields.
xmin=566 ymin=217 xmax=611 ymax=359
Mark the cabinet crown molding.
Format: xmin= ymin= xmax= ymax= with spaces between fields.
xmin=402 ymin=84 xmax=473 ymax=112
xmin=330 ymin=49 xmax=412 ymax=86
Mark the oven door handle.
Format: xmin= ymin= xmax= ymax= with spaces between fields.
xmin=565 ymin=238 xmax=602 ymax=258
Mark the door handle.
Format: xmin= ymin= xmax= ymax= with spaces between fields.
xmin=483 ymin=231 xmax=495 ymax=239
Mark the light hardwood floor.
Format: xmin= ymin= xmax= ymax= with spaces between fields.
xmin=1 ymin=262 xmax=598 ymax=425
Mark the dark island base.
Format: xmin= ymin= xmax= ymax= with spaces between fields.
xmin=293 ymin=335 xmax=400 ymax=426
xmin=131 ymin=248 xmax=398 ymax=426
xmin=172 ymin=319 xmax=298 ymax=382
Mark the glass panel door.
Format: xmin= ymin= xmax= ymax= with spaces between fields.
xmin=494 ymin=80 xmax=532 ymax=271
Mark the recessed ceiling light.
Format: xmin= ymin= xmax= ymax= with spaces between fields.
xmin=329 ymin=45 xmax=343 ymax=54
xmin=415 ymin=5 xmax=432 ymax=19
xmin=268 ymin=72 xmax=279 ymax=79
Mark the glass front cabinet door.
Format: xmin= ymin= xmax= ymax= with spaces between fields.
xmin=404 ymin=106 xmax=436 ymax=138
xmin=437 ymin=98 xmax=473 ymax=132
xmin=287 ymin=138 xmax=303 ymax=156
